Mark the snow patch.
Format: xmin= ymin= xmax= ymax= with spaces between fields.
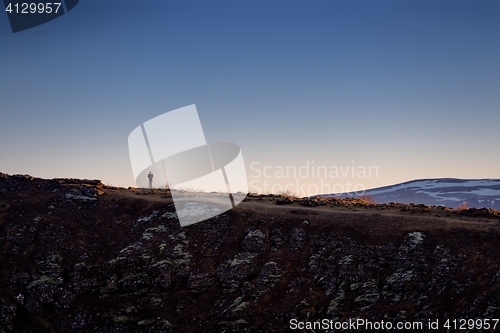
xmin=470 ymin=189 xmax=500 ymax=196
xmin=364 ymin=179 xmax=500 ymax=196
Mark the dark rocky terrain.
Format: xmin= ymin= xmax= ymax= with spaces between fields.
xmin=1 ymin=173 xmax=500 ymax=332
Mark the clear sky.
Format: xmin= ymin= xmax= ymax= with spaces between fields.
xmin=1 ymin=0 xmax=499 ymax=196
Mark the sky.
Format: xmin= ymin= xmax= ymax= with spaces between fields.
xmin=1 ymin=0 xmax=499 ymax=196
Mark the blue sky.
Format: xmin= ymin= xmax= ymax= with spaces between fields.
xmin=1 ymin=0 xmax=499 ymax=195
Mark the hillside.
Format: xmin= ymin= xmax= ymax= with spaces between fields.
xmin=327 ymin=178 xmax=500 ymax=210
xmin=1 ymin=173 xmax=500 ymax=332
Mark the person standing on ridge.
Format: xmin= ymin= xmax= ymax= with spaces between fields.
xmin=148 ymin=171 xmax=154 ymax=188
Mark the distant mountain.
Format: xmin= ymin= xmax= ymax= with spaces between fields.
xmin=322 ymin=178 xmax=500 ymax=210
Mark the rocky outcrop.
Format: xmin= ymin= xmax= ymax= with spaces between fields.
xmin=0 ymin=174 xmax=500 ymax=332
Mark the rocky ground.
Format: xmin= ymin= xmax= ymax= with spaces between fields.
xmin=1 ymin=173 xmax=500 ymax=332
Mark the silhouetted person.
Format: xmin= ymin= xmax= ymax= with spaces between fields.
xmin=148 ymin=171 xmax=154 ymax=188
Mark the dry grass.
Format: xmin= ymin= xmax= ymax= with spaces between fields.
xmin=359 ymin=195 xmax=377 ymax=204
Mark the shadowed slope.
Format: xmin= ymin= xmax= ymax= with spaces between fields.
xmin=1 ymin=173 xmax=500 ymax=332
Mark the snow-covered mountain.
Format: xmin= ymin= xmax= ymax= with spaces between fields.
xmin=323 ymin=178 xmax=500 ymax=210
